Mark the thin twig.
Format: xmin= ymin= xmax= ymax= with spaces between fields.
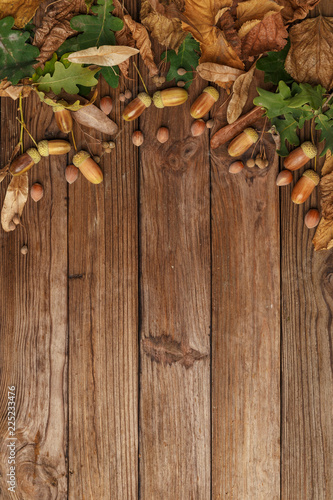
xmin=133 ymin=61 xmax=149 ymax=95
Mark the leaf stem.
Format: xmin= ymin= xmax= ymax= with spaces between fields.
xmin=133 ymin=61 xmax=149 ymax=95
xmin=71 ymin=130 xmax=77 ymax=152
xmin=15 ymin=118 xmax=38 ymax=147
xmin=19 ymin=93 xmax=24 ymax=154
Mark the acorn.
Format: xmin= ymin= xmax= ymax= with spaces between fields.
xmin=291 ymin=169 xmax=319 ymax=204
xmin=284 ymin=141 xmax=317 ymax=171
xmin=10 ymin=148 xmax=41 ymax=176
xmin=229 ymin=161 xmax=244 ymax=174
xmin=276 ymin=170 xmax=293 ymax=186
xmin=227 ymin=128 xmax=258 ymax=157
xmin=156 ymin=127 xmax=169 ymax=144
xmin=153 ymin=88 xmax=188 ymax=108
xmin=72 ymin=150 xmax=103 ymax=184
xmin=304 ymin=209 xmax=320 ymax=229
xmin=38 ymin=140 xmax=71 ymax=156
xmin=53 ymin=107 xmax=73 ymax=133
xmin=122 ymin=93 xmax=152 ymax=121
xmin=100 ymin=96 xmax=113 ymax=115
xmin=190 ymin=87 xmax=219 ymax=119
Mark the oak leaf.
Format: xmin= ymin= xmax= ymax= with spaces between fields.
xmin=67 ymin=45 xmax=138 ymax=66
xmin=1 ymin=173 xmax=28 ymax=232
xmin=277 ymin=0 xmax=321 ymax=23
xmin=227 ymin=65 xmax=255 ymax=124
xmin=0 ymin=0 xmax=43 ymax=29
xmin=241 ymin=12 xmax=288 ymax=58
xmin=285 ymin=16 xmax=333 ymax=91
xmin=196 ymin=62 xmax=244 ymax=84
xmin=141 ymin=0 xmax=187 ymax=51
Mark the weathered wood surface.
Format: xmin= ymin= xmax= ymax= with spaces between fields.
xmin=211 ymin=76 xmax=280 ymax=499
xmin=0 ymin=1 xmax=333 ymax=498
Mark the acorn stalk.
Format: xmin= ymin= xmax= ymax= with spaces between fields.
xmin=284 ymin=141 xmax=317 ymax=171
xmin=10 ymin=148 xmax=41 ymax=176
xmin=73 ymin=151 xmax=103 ymax=184
xmin=190 ymin=87 xmax=219 ymax=119
xmin=291 ymin=169 xmax=319 ymax=204
xmin=54 ymin=108 xmax=73 ymax=133
xmin=153 ymin=88 xmax=188 ymax=108
xmin=227 ymin=128 xmax=258 ymax=157
xmin=122 ymin=93 xmax=152 ymax=121
xmin=38 ymin=140 xmax=71 ymax=156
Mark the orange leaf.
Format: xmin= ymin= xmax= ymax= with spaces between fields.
xmin=241 ymin=12 xmax=288 ymax=58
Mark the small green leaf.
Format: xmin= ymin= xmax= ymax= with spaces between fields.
xmin=32 ymin=53 xmax=58 ymax=82
xmin=271 ymin=113 xmax=301 ymax=156
xmin=36 ymin=61 xmax=99 ymax=94
xmin=161 ymin=34 xmax=200 ymax=89
xmin=315 ymin=112 xmax=333 ymax=156
xmin=100 ymin=66 xmax=119 ymax=88
xmin=256 ymin=41 xmax=293 ymax=85
xmin=58 ymin=0 xmax=123 ymax=55
xmin=287 ymin=83 xmax=326 ymax=110
xmin=254 ymin=82 xmax=292 ymax=119
xmin=0 ymin=17 xmax=40 ymax=84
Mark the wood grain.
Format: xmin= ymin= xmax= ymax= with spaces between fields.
xmin=211 ymin=78 xmax=280 ymax=499
xmin=281 ymin=2 xmax=333 ymax=499
xmin=139 ymin=82 xmax=211 ymax=499
xmin=67 ymin=76 xmax=139 ymax=498
xmin=0 ymin=93 xmax=68 ymax=499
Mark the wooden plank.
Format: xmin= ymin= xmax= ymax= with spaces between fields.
xmin=0 ymin=93 xmax=68 ymax=498
xmin=139 ymin=83 xmax=211 ymax=498
xmin=68 ymin=79 xmax=139 ymax=497
xmin=281 ymin=2 xmax=333 ymax=498
xmin=211 ymin=81 xmax=280 ymax=498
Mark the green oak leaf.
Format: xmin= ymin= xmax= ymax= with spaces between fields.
xmin=254 ymin=81 xmax=292 ymax=119
xmin=256 ymin=41 xmax=293 ymax=85
xmin=0 ymin=17 xmax=40 ymax=84
xmin=58 ymin=0 xmax=123 ymax=55
xmin=161 ymin=35 xmax=200 ymax=89
xmin=36 ymin=61 xmax=99 ymax=95
xmin=315 ymin=112 xmax=333 ymax=156
xmin=100 ymin=66 xmax=119 ymax=88
xmin=287 ymin=83 xmax=326 ymax=110
xmin=271 ymin=113 xmax=301 ymax=156
xmin=32 ymin=53 xmax=58 ymax=82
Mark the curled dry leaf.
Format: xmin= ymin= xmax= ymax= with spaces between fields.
xmin=285 ymin=16 xmax=333 ymax=91
xmin=1 ymin=173 xmax=28 ymax=232
xmin=67 ymin=45 xmax=139 ymax=66
xmin=313 ymin=218 xmax=333 ymax=251
xmin=124 ymin=15 xmax=159 ymax=77
xmin=0 ymin=79 xmax=33 ymax=100
xmin=216 ymin=9 xmax=242 ymax=59
xmin=33 ymin=0 xmax=87 ymax=64
xmin=112 ymin=0 xmax=136 ymax=77
xmin=72 ymin=104 xmax=118 ymax=135
xmin=0 ymin=0 xmax=43 ymax=28
xmin=235 ymin=0 xmax=283 ymax=27
xmin=227 ymin=65 xmax=255 ymax=124
xmin=141 ymin=0 xmax=187 ymax=51
xmin=241 ymin=12 xmax=288 ymax=58
xmin=277 ymin=0 xmax=321 ymax=23
xmin=196 ymin=62 xmax=244 ymax=84
xmin=319 ymin=152 xmax=333 ymax=220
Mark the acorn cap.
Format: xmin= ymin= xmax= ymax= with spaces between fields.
xmin=203 ymin=86 xmax=219 ymax=102
xmin=26 ymin=148 xmax=41 ymax=164
xmin=303 ymin=169 xmax=320 ymax=185
xmin=37 ymin=140 xmax=49 ymax=157
xmin=300 ymin=141 xmax=317 ymax=159
xmin=244 ymin=128 xmax=259 ymax=143
xmin=137 ymin=92 xmax=152 ymax=108
xmin=153 ymin=91 xmax=164 ymax=108
xmin=73 ymin=150 xmax=91 ymax=168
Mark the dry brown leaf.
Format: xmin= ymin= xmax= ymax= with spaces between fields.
xmin=227 ymin=65 xmax=256 ymax=123
xmin=0 ymin=0 xmax=43 ymax=28
xmin=1 ymin=173 xmax=28 ymax=232
xmin=72 ymin=104 xmax=118 ymax=135
xmin=141 ymin=0 xmax=187 ymax=51
xmin=277 ymin=0 xmax=321 ymax=23
xmin=216 ymin=9 xmax=242 ymax=59
xmin=236 ymin=0 xmax=283 ymax=27
xmin=197 ymin=62 xmax=244 ymax=84
xmin=67 ymin=45 xmax=139 ymax=66
xmin=33 ymin=0 xmax=87 ymax=64
xmin=241 ymin=12 xmax=288 ymax=58
xmin=0 ymin=79 xmax=33 ymax=99
xmin=124 ymin=15 xmax=159 ymax=77
xmin=0 ymin=171 xmax=8 ymax=184
xmin=313 ymin=218 xmax=333 ymax=251
xmin=285 ymin=16 xmax=333 ymax=91
xmin=319 ymin=152 xmax=333 ymax=220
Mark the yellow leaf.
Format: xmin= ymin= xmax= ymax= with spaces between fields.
xmin=67 ymin=45 xmax=139 ymax=66
xmin=0 ymin=0 xmax=43 ymax=29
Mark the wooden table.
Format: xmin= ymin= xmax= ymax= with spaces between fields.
xmin=0 ymin=1 xmax=332 ymax=498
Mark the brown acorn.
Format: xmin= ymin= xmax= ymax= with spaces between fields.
xmin=153 ymin=88 xmax=188 ymax=108
xmin=73 ymin=151 xmax=103 ymax=184
xmin=122 ymin=93 xmax=152 ymax=121
xmin=291 ymin=169 xmax=319 ymax=204
xmin=54 ymin=108 xmax=73 ymax=133
xmin=284 ymin=141 xmax=317 ymax=171
xmin=38 ymin=140 xmax=71 ymax=156
xmin=190 ymin=87 xmax=220 ymax=119
xmin=227 ymin=128 xmax=258 ymax=157
xmin=10 ymin=149 xmax=41 ymax=176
